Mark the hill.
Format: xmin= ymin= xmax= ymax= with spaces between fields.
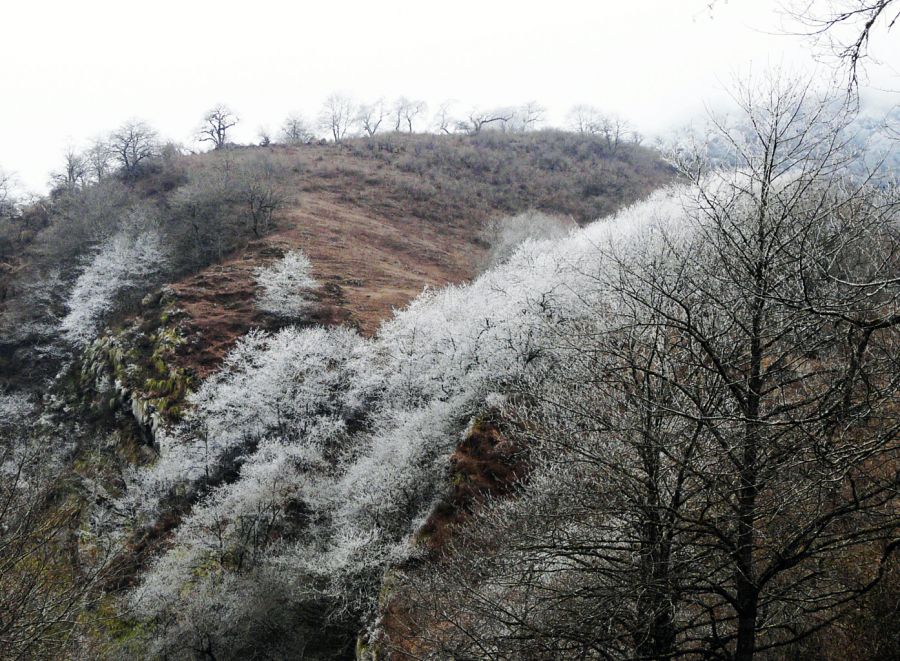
xmin=1 ymin=103 xmax=898 ymax=660
xmin=1 ymin=130 xmax=671 ymax=383
xmin=0 ymin=129 xmax=674 ymax=659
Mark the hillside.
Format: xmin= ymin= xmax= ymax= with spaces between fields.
xmin=162 ymin=132 xmax=673 ymax=374
xmin=4 ymin=0 xmax=900 ymax=656
xmin=0 ymin=130 xmax=674 ymax=659
xmin=3 ymin=102 xmax=897 ymax=661
xmin=0 ymin=131 xmax=670 ymax=383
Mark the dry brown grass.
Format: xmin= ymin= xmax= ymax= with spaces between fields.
xmin=159 ymin=132 xmax=672 ymax=376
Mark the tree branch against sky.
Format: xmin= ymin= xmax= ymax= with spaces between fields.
xmin=786 ymin=0 xmax=900 ymax=93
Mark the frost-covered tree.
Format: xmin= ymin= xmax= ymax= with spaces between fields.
xmin=647 ymin=76 xmax=900 ymax=660
xmin=122 ymin=326 xmax=362 ymax=509
xmin=0 ymin=394 xmax=110 ymax=659
xmin=254 ymin=249 xmax=318 ymax=318
xmin=60 ymin=215 xmax=166 ymax=347
xmin=388 ymin=77 xmax=900 ymax=660
xmin=789 ymin=0 xmax=900 ymax=92
xmin=121 ymin=219 xmax=587 ymax=655
xmin=115 ymin=77 xmax=899 ymax=661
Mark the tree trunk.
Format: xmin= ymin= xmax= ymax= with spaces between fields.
xmin=735 ymin=289 xmax=764 ymax=661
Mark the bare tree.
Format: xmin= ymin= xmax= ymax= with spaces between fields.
xmin=85 ymin=139 xmax=113 ymax=182
xmin=459 ymin=107 xmax=515 ymax=134
xmin=567 ymin=104 xmax=605 ymax=134
xmin=0 ymin=168 xmax=14 ymax=218
xmin=198 ymin=104 xmax=238 ymax=150
xmin=620 ymin=75 xmax=900 ymax=659
xmin=0 ymin=169 xmax=19 ymax=262
xmin=238 ymin=157 xmax=284 ymax=237
xmin=402 ymin=99 xmax=427 ymax=133
xmin=391 ymin=318 xmax=705 ymax=659
xmin=433 ymin=100 xmax=457 ymax=134
xmin=566 ymin=105 xmax=632 ymax=152
xmin=168 ymin=162 xmax=237 ymax=267
xmin=789 ymin=0 xmax=900 ymax=92
xmin=109 ymin=119 xmax=159 ymax=177
xmin=356 ymin=99 xmax=388 ymax=136
xmin=438 ymin=101 xmax=544 ymax=135
xmin=279 ymin=114 xmax=315 ymax=145
xmin=515 ymin=100 xmax=546 ymax=132
xmin=391 ymin=97 xmax=427 ymax=133
xmin=391 ymin=97 xmax=408 ymax=132
xmin=319 ymin=94 xmax=356 ymax=143
xmin=599 ymin=115 xmax=631 ymax=154
xmin=390 ymin=74 xmax=900 ymax=660
xmin=50 ymin=147 xmax=87 ymax=191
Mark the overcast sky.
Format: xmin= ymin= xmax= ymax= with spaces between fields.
xmin=1 ymin=0 xmax=898 ymax=193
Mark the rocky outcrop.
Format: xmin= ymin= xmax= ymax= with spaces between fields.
xmin=72 ymin=292 xmax=194 ymax=448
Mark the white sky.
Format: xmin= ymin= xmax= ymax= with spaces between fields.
xmin=1 ymin=0 xmax=898 ymax=193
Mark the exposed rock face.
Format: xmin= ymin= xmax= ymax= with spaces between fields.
xmin=71 ymin=291 xmax=194 ymax=449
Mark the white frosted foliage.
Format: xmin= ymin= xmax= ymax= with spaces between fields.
xmin=60 ymin=226 xmax=165 ymax=347
xmin=254 ymin=250 xmax=318 ymax=318
xmin=124 ymin=186 xmax=693 ymax=650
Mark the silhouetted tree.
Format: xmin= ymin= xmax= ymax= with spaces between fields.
xmin=199 ymin=104 xmax=238 ymax=150
xmin=109 ymin=119 xmax=159 ymax=178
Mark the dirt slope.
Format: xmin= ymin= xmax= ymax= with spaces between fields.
xmin=167 ymin=189 xmax=485 ymax=374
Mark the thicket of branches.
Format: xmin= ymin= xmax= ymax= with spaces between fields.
xmin=0 ymin=394 xmax=112 ymax=660
xmin=386 ymin=76 xmax=900 ymax=660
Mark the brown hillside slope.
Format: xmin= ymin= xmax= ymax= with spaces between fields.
xmin=169 ymin=191 xmax=479 ymax=374
xmin=164 ymin=132 xmax=673 ymax=375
